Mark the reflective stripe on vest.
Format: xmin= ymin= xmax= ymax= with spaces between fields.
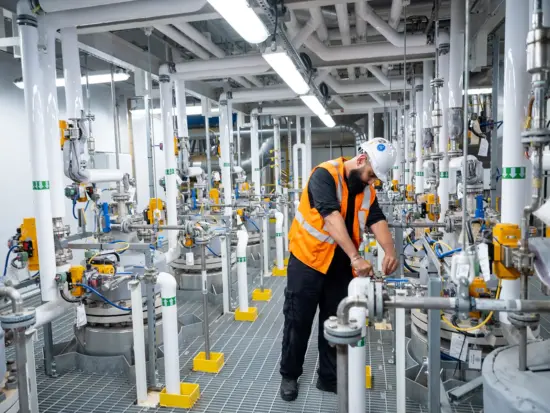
xmin=328 ymin=160 xmax=343 ymax=202
xmin=295 ymin=210 xmax=335 ymax=244
xmin=358 ymin=185 xmax=372 ymax=232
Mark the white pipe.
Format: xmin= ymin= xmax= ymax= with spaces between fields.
xmin=175 ymin=55 xmax=267 ymax=73
xmin=366 ymin=65 xmax=392 ymax=87
xmin=40 ymin=23 xmax=65 ymax=219
xmin=251 ymin=115 xmax=261 ymax=197
xmin=404 ymin=108 xmax=410 ymax=187
xmin=18 ymin=3 xmax=58 ymax=303
xmin=355 ymin=1 xmax=367 ymax=42
xmin=221 ymin=235 xmax=230 ymax=313
xmin=448 ymin=0 xmax=465 ymax=108
xmin=45 ymin=0 xmax=207 ymax=29
xmin=40 ymin=0 xmax=135 ymax=12
xmin=395 ymin=289 xmax=406 ymax=413
xmin=157 ymin=272 xmax=180 ymax=395
xmin=292 ymin=17 xmax=321 ymax=49
xmin=81 ymin=169 xmax=125 ymax=183
xmin=35 ymin=298 xmax=75 ymax=328
xmin=395 ymin=110 xmax=403 ymax=182
xmin=273 ymin=118 xmax=282 ymax=194
xmin=258 ymin=101 xmax=400 ymax=117
xmin=219 ymin=97 xmax=233 ymax=217
xmin=129 ymin=280 xmax=147 ymax=405
xmin=159 ymin=65 xmax=178 ymax=253
xmin=500 ymin=0 xmax=530 ymax=324
xmin=173 ymin=67 xmax=269 ymax=82
xmin=231 ymin=86 xmax=297 ymax=103
xmin=438 ymin=33 xmax=451 ymax=219
xmin=175 ymin=78 xmax=189 ymax=176
xmin=415 ymin=84 xmax=424 ymax=194
xmin=347 ymin=277 xmax=370 ymax=413
xmin=237 ymin=229 xmax=249 ymax=312
xmin=155 ymin=25 xmax=210 ymax=60
xmin=274 ymin=210 xmax=285 ymax=269
xmin=60 ymin=27 xmax=84 ymax=120
xmin=262 ymin=215 xmax=270 ymax=277
xmin=304 ymin=116 xmax=312 ymax=174
xmin=335 ymin=4 xmax=355 ymax=80
xmin=388 ymin=0 xmax=404 ymax=28
xmin=368 ymin=108 xmax=374 ymax=139
xmin=369 ymin=92 xmax=385 ymax=106
xmin=325 ymin=72 xmax=416 ymax=94
xmin=309 ymin=7 xmax=329 ymax=42
xmin=25 ymin=329 xmax=39 ymax=413
xmin=423 ymin=61 xmax=433 ymax=131
xmin=283 ymin=187 xmax=290 ymax=252
xmin=356 ymin=1 xmax=427 ymax=47
xmin=174 ymin=22 xmax=225 ymax=58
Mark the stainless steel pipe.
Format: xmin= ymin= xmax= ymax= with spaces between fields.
xmin=337 ymin=345 xmax=349 ymax=413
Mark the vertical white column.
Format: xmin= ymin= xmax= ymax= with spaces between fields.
xmin=423 ymin=61 xmax=434 ymax=131
xmin=293 ymin=116 xmax=302 ymax=192
xmin=273 ymin=117 xmax=282 ymax=194
xmin=404 ymin=108 xmax=410 ymax=187
xmin=18 ymin=5 xmax=57 ymax=302
xmin=438 ymin=34 xmax=451 ymax=220
xmin=159 ymin=66 xmax=178 ymax=251
xmin=174 ymin=78 xmax=189 ymax=174
xmin=283 ymin=187 xmax=289 ymax=252
xmin=415 ymin=85 xmax=424 ymax=194
xmin=60 ymin=27 xmax=84 ymax=119
xmin=448 ymin=0 xmax=465 ymax=110
xmin=500 ymin=0 xmax=530 ymax=320
xmin=304 ymin=116 xmax=312 ymax=174
xmin=130 ymin=280 xmax=148 ymax=404
xmin=368 ymin=108 xmax=375 ymax=140
xmin=251 ymin=115 xmax=261 ymax=196
xmin=40 ymin=23 xmax=65 ymax=219
xmin=395 ymin=290 xmax=407 ymax=413
xmin=395 ymin=110 xmax=403 ymax=182
xmin=237 ymin=229 xmax=249 ymax=312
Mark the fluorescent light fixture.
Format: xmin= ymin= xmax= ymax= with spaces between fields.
xmin=14 ymin=72 xmax=130 ymax=89
xmin=208 ymin=0 xmax=269 ymax=44
xmin=300 ymin=94 xmax=335 ymax=128
xmin=263 ymin=50 xmax=310 ymax=95
xmin=131 ymin=107 xmax=219 ymax=116
xmin=463 ymin=88 xmax=492 ymax=95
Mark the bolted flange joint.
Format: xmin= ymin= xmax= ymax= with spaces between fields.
xmin=508 ymin=312 xmax=540 ymax=330
xmin=0 ymin=308 xmax=36 ymax=330
xmin=323 ymin=316 xmax=362 ymax=346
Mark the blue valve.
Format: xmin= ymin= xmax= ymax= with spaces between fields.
xmin=102 ymin=202 xmax=111 ymax=233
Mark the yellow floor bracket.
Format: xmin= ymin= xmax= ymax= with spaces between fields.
xmin=366 ymin=366 xmax=372 ymax=389
xmin=159 ymin=383 xmax=200 ymax=409
xmin=272 ymin=266 xmax=287 ymax=276
xmin=235 ymin=306 xmax=258 ymax=322
xmin=252 ymin=288 xmax=272 ymax=301
xmin=273 ymin=257 xmax=289 ymax=266
xmin=193 ymin=351 xmax=225 ymax=374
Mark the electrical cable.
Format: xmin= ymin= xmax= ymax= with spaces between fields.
xmin=244 ymin=216 xmax=260 ymax=232
xmin=60 ymin=289 xmax=81 ymax=304
xmin=206 ymin=245 xmax=221 ymax=258
xmin=3 ymin=246 xmax=18 ymax=277
xmin=75 ymin=283 xmax=131 ymax=311
xmin=403 ymin=259 xmax=419 ymax=274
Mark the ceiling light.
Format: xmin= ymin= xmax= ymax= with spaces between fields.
xmin=463 ymin=88 xmax=492 ymax=95
xmin=300 ymin=94 xmax=335 ymax=128
xmin=208 ymin=0 xmax=269 ymax=44
xmin=14 ymin=71 xmax=130 ymax=89
xmin=263 ymin=49 xmax=310 ymax=95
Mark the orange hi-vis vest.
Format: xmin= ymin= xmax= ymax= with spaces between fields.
xmin=289 ymin=157 xmax=376 ymax=274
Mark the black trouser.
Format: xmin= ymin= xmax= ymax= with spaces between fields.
xmin=280 ymin=253 xmax=353 ymax=385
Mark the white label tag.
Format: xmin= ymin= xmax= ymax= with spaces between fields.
xmin=478 ymin=138 xmax=489 ymax=157
xmin=76 ymin=304 xmax=87 ymax=328
xmin=468 ymin=349 xmax=482 ymax=370
xmin=476 ymin=243 xmax=491 ymax=281
xmin=450 ymin=333 xmax=468 ymax=361
xmin=185 ymin=252 xmax=194 ymax=266
xmin=457 ymin=263 xmax=470 ymax=280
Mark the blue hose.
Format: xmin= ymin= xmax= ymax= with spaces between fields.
xmin=3 ymin=246 xmax=18 ymax=277
xmin=244 ymin=216 xmax=260 ymax=232
xmin=434 ymin=243 xmax=461 ymax=259
xmin=403 ymin=260 xmax=419 ymax=274
xmin=206 ymin=245 xmax=221 ymax=257
xmin=385 ymin=278 xmax=409 ymax=283
xmin=75 ymin=283 xmax=131 ymax=311
xmin=72 ymin=201 xmax=78 ymax=220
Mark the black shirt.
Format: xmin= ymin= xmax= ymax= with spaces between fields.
xmin=307 ymin=167 xmax=386 ymax=265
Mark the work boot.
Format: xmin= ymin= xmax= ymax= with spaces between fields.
xmin=280 ymin=377 xmax=298 ymax=401
xmin=316 ymin=377 xmax=337 ymax=394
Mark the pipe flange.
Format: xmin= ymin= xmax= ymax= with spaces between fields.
xmin=323 ymin=317 xmax=362 ymax=346
xmin=120 ymin=218 xmax=134 ymax=234
xmin=521 ymin=129 xmax=550 ymax=145
xmin=0 ymin=308 xmax=36 ymax=330
xmin=55 ymin=248 xmax=73 ymax=266
xmin=508 ymin=312 xmax=540 ymax=329
xmin=367 ymin=281 xmax=375 ymax=321
xmin=375 ymin=282 xmax=384 ymax=322
xmin=429 ymin=231 xmax=443 ymax=240
xmin=112 ymin=192 xmax=131 ymax=202
xmin=447 ymin=150 xmax=463 ymax=158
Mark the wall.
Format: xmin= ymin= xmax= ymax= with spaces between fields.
xmin=0 ymin=52 xmax=131 ymax=271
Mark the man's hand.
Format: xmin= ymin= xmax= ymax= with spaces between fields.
xmin=382 ymin=253 xmax=398 ymax=275
xmin=351 ymin=257 xmax=374 ymax=277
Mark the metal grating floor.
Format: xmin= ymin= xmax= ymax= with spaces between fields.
xmin=8 ymin=268 xmax=550 ymax=412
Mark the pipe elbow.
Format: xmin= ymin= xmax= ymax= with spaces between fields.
xmin=336 ymin=295 xmax=368 ymax=324
xmin=3 ymin=287 xmax=23 ymax=314
xmin=157 ymin=271 xmax=177 ymax=290
xmin=159 ymin=64 xmax=171 ymax=77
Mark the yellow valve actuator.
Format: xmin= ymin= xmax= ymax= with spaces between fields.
xmin=493 ymin=223 xmax=521 ymax=280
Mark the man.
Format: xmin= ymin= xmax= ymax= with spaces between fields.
xmin=279 ymin=138 xmax=399 ymax=401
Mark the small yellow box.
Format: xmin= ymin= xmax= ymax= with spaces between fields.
xmin=272 ymin=267 xmax=287 ymax=276
xmin=252 ymin=288 xmax=272 ymax=301
xmin=235 ymin=306 xmax=258 ymax=322
xmin=269 ymin=218 xmax=276 ymax=224
xmin=193 ymin=351 xmax=224 ymax=373
xmin=366 ymin=366 xmax=372 ymax=389
xmin=159 ymin=383 xmax=200 ymax=409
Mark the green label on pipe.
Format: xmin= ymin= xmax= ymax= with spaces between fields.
xmin=416 ymin=172 xmax=424 ymax=177
xmin=32 ymin=181 xmax=50 ymax=190
xmin=357 ymin=337 xmax=365 ymax=347
xmin=165 ymin=168 xmax=175 ymax=175
xmin=254 ymin=168 xmax=260 ymax=171
xmin=276 ymin=232 xmax=283 ymax=237
xmin=224 ymin=162 xmax=230 ymax=167
xmin=502 ymin=167 xmax=526 ymax=179
xmin=393 ymin=166 xmax=399 ymax=169
xmin=162 ymin=297 xmax=177 ymax=307
xmin=440 ymin=172 xmax=449 ymax=178
xmin=405 ymin=169 xmax=410 ymax=172
xmin=237 ymin=257 xmax=246 ymax=263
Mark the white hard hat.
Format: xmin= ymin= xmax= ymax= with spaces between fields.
xmin=359 ymin=138 xmax=397 ymax=182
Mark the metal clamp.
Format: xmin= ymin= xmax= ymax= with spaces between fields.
xmin=512 ymin=249 xmax=536 ymax=274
